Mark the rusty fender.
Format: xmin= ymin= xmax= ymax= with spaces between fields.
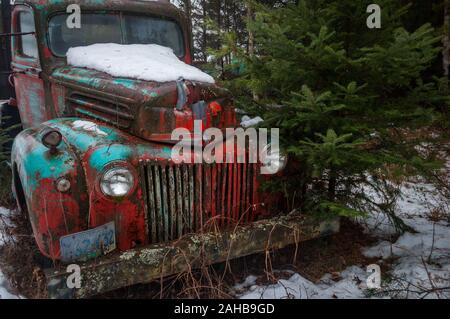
xmin=45 ymin=214 xmax=339 ymax=299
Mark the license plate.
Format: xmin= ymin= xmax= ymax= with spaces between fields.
xmin=60 ymin=222 xmax=116 ymax=263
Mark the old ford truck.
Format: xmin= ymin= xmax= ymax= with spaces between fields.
xmin=0 ymin=0 xmax=338 ymax=298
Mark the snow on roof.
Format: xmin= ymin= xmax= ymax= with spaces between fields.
xmin=67 ymin=43 xmax=215 ymax=84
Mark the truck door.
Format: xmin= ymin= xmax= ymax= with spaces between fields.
xmin=11 ymin=5 xmax=46 ymax=128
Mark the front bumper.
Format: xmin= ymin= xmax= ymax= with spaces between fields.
xmin=45 ymin=213 xmax=339 ymax=299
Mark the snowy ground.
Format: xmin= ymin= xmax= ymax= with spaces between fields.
xmin=0 ymin=177 xmax=448 ymax=299
xmin=234 ymin=181 xmax=450 ymax=299
xmin=0 ymin=207 xmax=21 ymax=299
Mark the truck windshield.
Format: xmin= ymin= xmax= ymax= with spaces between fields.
xmin=48 ymin=13 xmax=185 ymax=57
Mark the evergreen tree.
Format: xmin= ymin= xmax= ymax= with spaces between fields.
xmin=229 ymin=0 xmax=449 ymax=231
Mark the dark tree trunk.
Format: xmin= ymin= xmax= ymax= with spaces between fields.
xmin=443 ymin=0 xmax=449 ymax=83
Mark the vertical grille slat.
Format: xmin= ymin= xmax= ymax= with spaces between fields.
xmin=175 ymin=166 xmax=184 ymax=238
xmin=168 ymin=166 xmax=176 ymax=239
xmin=153 ymin=166 xmax=163 ymax=241
xmin=221 ymin=164 xmax=228 ymax=226
xmin=161 ymin=166 xmax=169 ymax=242
xmin=215 ymin=164 xmax=222 ymax=226
xmin=146 ymin=164 xmax=157 ymax=243
xmin=252 ymin=163 xmax=258 ymax=221
xmin=204 ymin=165 xmax=211 ymax=224
xmin=141 ymin=161 xmax=259 ymax=244
xmin=139 ymin=163 xmax=150 ymax=241
xmin=241 ymin=161 xmax=248 ymax=223
xmin=211 ymin=165 xmax=217 ymax=220
xmin=182 ymin=165 xmax=190 ymax=233
xmin=233 ymin=162 xmax=238 ymax=222
xmin=195 ymin=165 xmax=202 ymax=230
xmin=246 ymin=163 xmax=253 ymax=222
xmin=189 ymin=165 xmax=195 ymax=231
xmin=226 ymin=163 xmax=233 ymax=226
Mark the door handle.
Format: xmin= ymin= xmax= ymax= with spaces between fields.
xmin=24 ymin=67 xmax=41 ymax=76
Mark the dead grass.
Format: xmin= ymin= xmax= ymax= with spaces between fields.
xmin=96 ymin=218 xmax=379 ymax=299
xmin=0 ymin=208 xmax=48 ymax=298
xmin=0 ymin=163 xmax=15 ymax=208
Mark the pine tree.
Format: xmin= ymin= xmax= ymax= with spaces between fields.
xmin=229 ymin=0 xmax=449 ymax=231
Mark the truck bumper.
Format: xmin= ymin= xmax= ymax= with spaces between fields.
xmin=45 ymin=213 xmax=339 ymax=299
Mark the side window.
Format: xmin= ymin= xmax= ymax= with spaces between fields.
xmin=18 ymin=10 xmax=38 ymax=59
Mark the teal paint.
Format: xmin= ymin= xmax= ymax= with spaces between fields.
xmin=136 ymin=144 xmax=173 ymax=160
xmin=22 ymin=145 xmax=74 ymax=189
xmin=14 ymin=118 xmax=175 ymax=194
xmin=88 ymin=144 xmax=134 ymax=171
xmin=111 ymin=78 xmax=138 ymax=90
xmin=13 ymin=130 xmax=75 ymax=193
xmin=52 ymin=68 xmax=103 ymax=88
xmin=47 ymin=118 xmax=122 ymax=153
xmin=48 ymin=0 xmax=66 ymax=5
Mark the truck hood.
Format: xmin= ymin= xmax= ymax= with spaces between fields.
xmin=50 ymin=67 xmax=237 ymax=142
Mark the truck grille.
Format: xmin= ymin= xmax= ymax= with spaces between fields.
xmin=67 ymin=92 xmax=134 ymax=128
xmin=139 ymin=161 xmax=259 ymax=244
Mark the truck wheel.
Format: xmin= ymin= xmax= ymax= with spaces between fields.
xmin=12 ymin=165 xmax=53 ymax=268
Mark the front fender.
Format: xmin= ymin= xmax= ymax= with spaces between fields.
xmin=47 ymin=118 xmax=173 ymax=252
xmin=11 ymin=125 xmax=88 ymax=259
xmin=12 ymin=118 xmax=174 ymax=260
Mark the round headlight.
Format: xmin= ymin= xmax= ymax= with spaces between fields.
xmin=100 ymin=167 xmax=134 ymax=197
xmin=260 ymin=144 xmax=288 ymax=174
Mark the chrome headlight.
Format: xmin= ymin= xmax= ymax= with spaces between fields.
xmin=260 ymin=143 xmax=288 ymax=175
xmin=100 ymin=167 xmax=134 ymax=197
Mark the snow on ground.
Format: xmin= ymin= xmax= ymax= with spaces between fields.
xmin=237 ymin=267 xmax=369 ymax=299
xmin=0 ymin=207 xmax=11 ymax=247
xmin=362 ymin=182 xmax=450 ymax=299
xmin=0 ymin=271 xmax=20 ymax=299
xmin=67 ymin=43 xmax=215 ymax=84
xmin=0 ymin=207 xmax=22 ymax=299
xmin=236 ymin=180 xmax=450 ymax=299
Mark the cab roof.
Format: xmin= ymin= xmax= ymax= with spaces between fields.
xmin=14 ymin=0 xmax=183 ymax=20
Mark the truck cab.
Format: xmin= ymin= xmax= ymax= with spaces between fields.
xmin=9 ymin=0 xmax=235 ymax=132
xmin=0 ymin=0 xmax=338 ymax=298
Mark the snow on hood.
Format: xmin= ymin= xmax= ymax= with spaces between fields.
xmin=72 ymin=120 xmax=108 ymax=136
xmin=67 ymin=43 xmax=215 ymax=84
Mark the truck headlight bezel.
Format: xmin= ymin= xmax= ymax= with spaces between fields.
xmin=260 ymin=143 xmax=288 ymax=175
xmin=99 ymin=164 xmax=136 ymax=198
